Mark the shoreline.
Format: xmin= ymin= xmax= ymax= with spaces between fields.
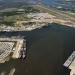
xmin=0 ymin=22 xmax=75 ymax=32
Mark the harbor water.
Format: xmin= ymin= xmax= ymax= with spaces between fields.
xmin=0 ymin=23 xmax=75 ymax=75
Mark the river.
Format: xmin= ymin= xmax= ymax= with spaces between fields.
xmin=0 ymin=23 xmax=75 ymax=75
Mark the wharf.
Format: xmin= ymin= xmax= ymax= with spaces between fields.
xmin=0 ymin=37 xmax=26 ymax=63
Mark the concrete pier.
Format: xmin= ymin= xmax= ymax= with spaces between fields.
xmin=12 ymin=39 xmax=24 ymax=58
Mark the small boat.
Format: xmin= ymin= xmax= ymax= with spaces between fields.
xmin=22 ymin=51 xmax=26 ymax=58
xmin=20 ymin=47 xmax=26 ymax=59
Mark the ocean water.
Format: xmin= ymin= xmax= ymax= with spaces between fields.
xmin=1 ymin=0 xmax=75 ymax=10
xmin=0 ymin=23 xmax=75 ymax=75
xmin=42 ymin=0 xmax=75 ymax=10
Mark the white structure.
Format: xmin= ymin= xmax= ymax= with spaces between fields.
xmin=69 ymin=59 xmax=75 ymax=75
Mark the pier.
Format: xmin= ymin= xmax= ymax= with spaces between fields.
xmin=63 ymin=51 xmax=75 ymax=75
